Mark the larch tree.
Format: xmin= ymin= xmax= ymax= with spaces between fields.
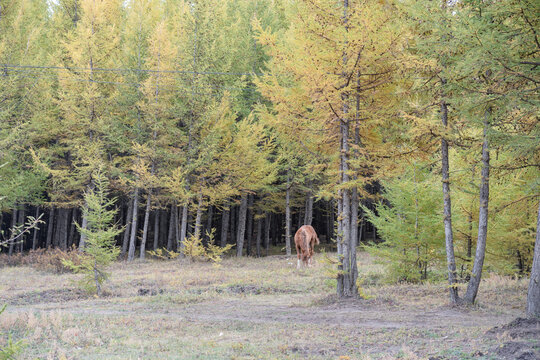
xmin=256 ymin=0 xmax=404 ymax=297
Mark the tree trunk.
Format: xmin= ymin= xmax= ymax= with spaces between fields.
xmin=121 ymin=199 xmax=133 ymax=256
xmin=167 ymin=204 xmax=175 ymax=251
xmin=265 ymin=212 xmax=271 ymax=256
xmin=153 ymin=210 xmax=160 ymax=250
xmin=205 ymin=205 xmax=213 ymax=243
xmin=441 ymin=98 xmax=460 ymax=304
xmin=15 ymin=206 xmax=26 ymax=253
xmin=304 ymin=190 xmax=313 ymax=226
xmin=194 ymin=190 xmax=204 ymax=240
xmin=177 ymin=203 xmax=187 ymax=252
xmin=174 ymin=206 xmax=180 ymax=252
xmin=79 ymin=182 xmax=94 ymax=251
xmin=9 ymin=206 xmax=17 ymax=255
xmin=46 ymin=206 xmax=54 ymax=249
xmin=230 ymin=205 xmax=236 ymax=246
xmin=140 ymin=192 xmax=152 ymax=260
xmin=68 ymin=208 xmax=77 ymax=248
xmin=256 ymin=216 xmax=262 ymax=257
xmin=236 ymin=193 xmax=248 ymax=257
xmin=127 ymin=188 xmax=139 ymax=261
xmin=337 ymin=119 xmax=354 ymax=297
xmin=32 ymin=207 xmax=40 ymax=250
xmin=463 ymin=109 xmax=491 ymax=304
xmin=526 ymin=201 xmax=540 ymax=318
xmin=52 ymin=208 xmax=65 ymax=251
xmin=220 ymin=205 xmax=230 ymax=247
xmin=349 ymin=186 xmax=359 ymax=289
xmin=246 ymin=195 xmax=254 ymax=256
xmin=285 ymin=172 xmax=292 ymax=256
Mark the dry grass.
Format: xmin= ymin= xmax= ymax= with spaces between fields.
xmin=0 ymin=251 xmax=531 ymax=359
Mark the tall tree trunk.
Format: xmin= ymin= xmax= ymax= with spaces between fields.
xmin=127 ymin=188 xmax=139 ymax=261
xmin=256 ymin=215 xmax=262 ymax=257
xmin=159 ymin=209 xmax=168 ymax=248
xmin=17 ymin=206 xmax=26 ymax=253
xmin=153 ymin=210 xmax=160 ymax=250
xmin=167 ymin=204 xmax=175 ymax=251
xmin=304 ymin=189 xmax=313 ymax=226
xmin=122 ymin=199 xmax=133 ymax=256
xmin=140 ymin=192 xmax=151 ymax=260
xmin=174 ymin=206 xmax=180 ymax=252
xmin=32 ymin=207 xmax=40 ymax=250
xmin=285 ymin=171 xmax=292 ymax=256
xmin=463 ymin=109 xmax=491 ymax=304
xmin=9 ymin=206 xmax=17 ymax=255
xmin=230 ymin=205 xmax=236 ymax=246
xmin=194 ymin=190 xmax=204 ymax=240
xmin=338 ymin=121 xmax=353 ymax=297
xmin=326 ymin=201 xmax=333 ymax=243
xmin=79 ymin=182 xmax=94 ymax=251
xmin=205 ymin=205 xmax=213 ymax=243
xmin=236 ymin=193 xmax=248 ymax=257
xmin=526 ymin=201 xmax=540 ymax=318
xmin=441 ymin=98 xmax=460 ymax=304
xmin=350 ymin=186 xmax=359 ymax=289
xmin=246 ymin=195 xmax=254 ymax=256
xmin=68 ymin=208 xmax=77 ymax=248
xmin=264 ymin=212 xmax=271 ymax=256
xmin=220 ymin=205 xmax=230 ymax=247
xmin=179 ymin=203 xmax=188 ymax=252
xmin=59 ymin=208 xmax=69 ymax=251
xmin=46 ymin=206 xmax=54 ymax=249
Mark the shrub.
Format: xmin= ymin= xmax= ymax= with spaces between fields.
xmin=0 ymin=247 xmax=81 ymax=273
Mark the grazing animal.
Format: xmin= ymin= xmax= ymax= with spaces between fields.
xmin=294 ymin=225 xmax=320 ymax=269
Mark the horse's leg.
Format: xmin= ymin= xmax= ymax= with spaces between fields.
xmin=296 ymin=244 xmax=301 ymax=269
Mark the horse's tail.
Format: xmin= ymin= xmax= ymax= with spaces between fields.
xmin=314 ymin=234 xmax=320 ymax=245
xmin=302 ymin=231 xmax=309 ymax=254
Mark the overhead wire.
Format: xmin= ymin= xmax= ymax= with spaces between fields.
xmin=0 ymin=66 xmax=261 ymax=94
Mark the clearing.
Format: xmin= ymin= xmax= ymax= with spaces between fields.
xmin=0 ymin=252 xmax=538 ymax=359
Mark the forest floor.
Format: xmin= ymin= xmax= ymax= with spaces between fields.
xmin=0 ymin=251 xmax=538 ymax=360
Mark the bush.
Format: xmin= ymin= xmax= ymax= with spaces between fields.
xmin=0 ymin=246 xmax=81 ymax=273
xmin=149 ymin=229 xmax=234 ymax=266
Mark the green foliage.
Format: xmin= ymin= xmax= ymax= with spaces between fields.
xmin=0 ymin=305 xmax=25 ymax=360
xmin=62 ymin=170 xmax=122 ymax=296
xmin=363 ymin=164 xmax=444 ymax=283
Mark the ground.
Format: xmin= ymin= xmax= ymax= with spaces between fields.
xmin=0 ymin=252 xmax=538 ymax=359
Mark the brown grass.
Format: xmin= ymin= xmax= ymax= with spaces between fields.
xmin=0 ymin=251 xmax=532 ymax=359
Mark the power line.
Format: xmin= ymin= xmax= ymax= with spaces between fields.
xmin=1 ymin=63 xmax=266 ymax=77
xmin=0 ymin=70 xmax=260 ymax=93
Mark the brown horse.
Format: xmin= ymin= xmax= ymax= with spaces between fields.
xmin=294 ymin=225 xmax=320 ymax=269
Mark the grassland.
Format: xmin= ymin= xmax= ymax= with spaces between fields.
xmin=0 ymin=251 xmax=535 ymax=359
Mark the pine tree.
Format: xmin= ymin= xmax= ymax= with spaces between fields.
xmin=64 ymin=169 xmax=121 ymax=296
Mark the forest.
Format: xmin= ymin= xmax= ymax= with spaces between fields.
xmin=0 ymin=0 xmax=539 ymax=359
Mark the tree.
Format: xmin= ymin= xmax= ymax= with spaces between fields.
xmin=527 ymin=202 xmax=540 ymax=317
xmin=63 ymin=170 xmax=121 ymax=296
xmin=256 ymin=0 xmax=403 ymax=297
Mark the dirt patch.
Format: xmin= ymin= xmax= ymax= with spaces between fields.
xmin=490 ymin=341 xmax=539 ymax=360
xmin=137 ymin=288 xmax=166 ymax=296
xmin=487 ymin=317 xmax=540 ymax=339
xmin=487 ymin=317 xmax=540 ymax=359
xmin=8 ymin=288 xmax=90 ymax=305
xmin=188 ymin=284 xmax=299 ymax=296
